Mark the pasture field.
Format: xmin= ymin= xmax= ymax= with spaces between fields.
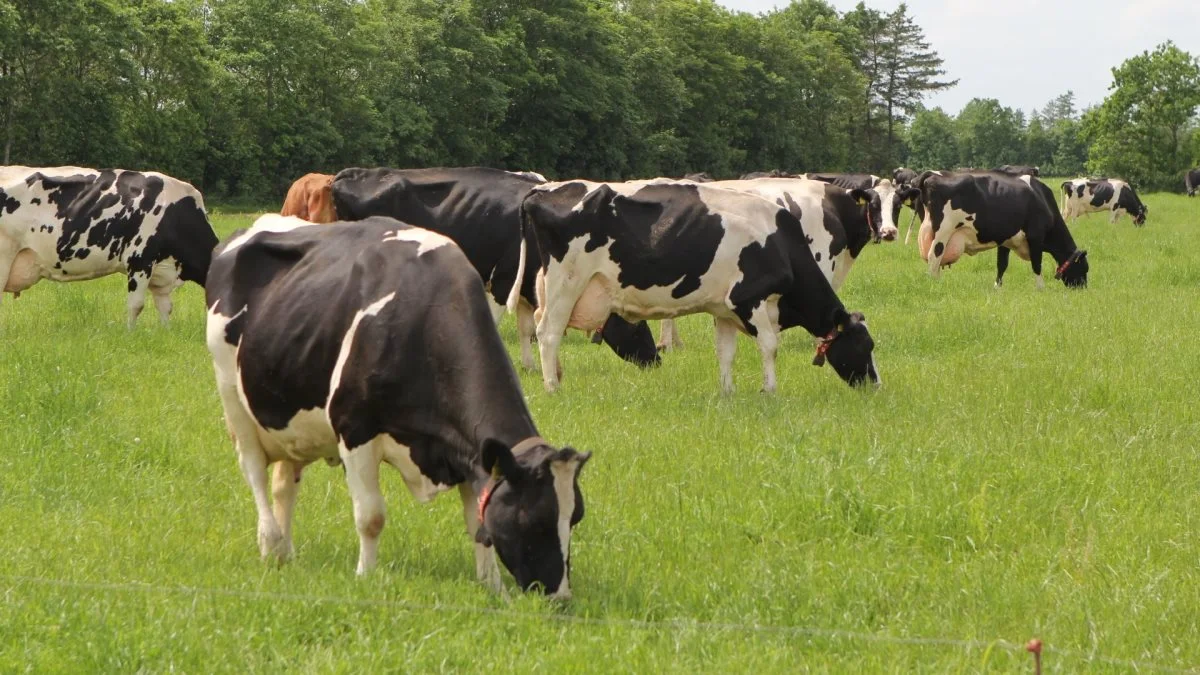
xmin=2 ymin=194 xmax=1199 ymax=673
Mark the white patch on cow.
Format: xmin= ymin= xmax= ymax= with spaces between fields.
xmin=222 ymin=214 xmax=315 ymax=255
xmin=873 ymin=179 xmax=900 ymax=240
xmin=378 ymin=435 xmax=454 ymax=502
xmin=925 ymin=201 xmax=975 ymax=276
xmin=704 ymin=178 xmax=841 ymax=288
xmin=507 ymin=170 xmax=547 ymax=183
xmin=327 ymin=292 xmax=397 ymax=409
xmin=549 ymin=458 xmax=581 ymax=600
xmin=381 ymin=228 xmax=453 ymax=256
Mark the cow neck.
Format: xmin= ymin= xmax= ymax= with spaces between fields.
xmin=1044 ymin=221 xmax=1080 ymax=268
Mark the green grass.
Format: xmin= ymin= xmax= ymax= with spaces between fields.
xmin=2 ymin=193 xmax=1198 ymax=672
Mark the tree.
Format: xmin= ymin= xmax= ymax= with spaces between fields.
xmin=906 ymin=106 xmax=957 ymax=170
xmin=844 ymin=2 xmax=955 ymax=171
xmin=1083 ymin=41 xmax=1200 ymax=190
xmin=955 ymin=98 xmax=1025 ymax=169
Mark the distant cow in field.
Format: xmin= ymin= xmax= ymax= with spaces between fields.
xmin=994 ymin=165 xmax=1040 ymax=177
xmin=916 ymin=170 xmax=1089 ymax=288
xmin=514 ymin=180 xmax=881 ymax=394
xmin=892 ymin=167 xmax=919 ymax=187
xmin=0 ymin=166 xmax=218 ymax=327
xmin=1060 ymin=178 xmax=1147 ymax=226
xmin=280 ymin=173 xmax=335 ymax=222
xmin=206 ymin=214 xmax=591 ymax=596
xmin=1186 ymin=169 xmax=1200 ymax=197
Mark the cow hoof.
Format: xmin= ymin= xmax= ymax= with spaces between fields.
xmin=257 ymin=522 xmax=287 ymax=562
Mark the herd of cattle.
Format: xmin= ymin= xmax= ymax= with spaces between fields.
xmin=0 ymin=160 xmax=1185 ymax=598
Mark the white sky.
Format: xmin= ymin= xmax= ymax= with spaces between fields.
xmin=716 ymin=0 xmax=1200 ymax=117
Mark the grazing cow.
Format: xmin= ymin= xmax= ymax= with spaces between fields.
xmin=994 ymin=165 xmax=1040 ymax=177
xmin=206 ymin=214 xmax=591 ymax=596
xmin=1187 ymin=169 xmax=1200 ymax=197
xmin=654 ymin=177 xmax=876 ymax=352
xmin=1060 ymin=178 xmax=1147 ymax=226
xmin=513 ymin=180 xmax=880 ymax=394
xmin=280 ymin=173 xmax=336 ymax=222
xmin=330 ymin=166 xmax=658 ymax=370
xmin=0 ymin=166 xmax=217 ymax=328
xmin=917 ymin=171 xmax=1089 ymax=288
xmin=803 ymin=173 xmax=920 ymax=242
xmin=682 ymin=172 xmax=715 ymax=182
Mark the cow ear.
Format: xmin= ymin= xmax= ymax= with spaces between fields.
xmin=849 ymin=189 xmax=871 ymax=206
xmin=481 ymin=438 xmax=522 ymax=482
xmin=901 ymin=187 xmax=921 ymax=205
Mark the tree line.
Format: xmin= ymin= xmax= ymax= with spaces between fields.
xmin=0 ymin=0 xmax=1197 ymax=201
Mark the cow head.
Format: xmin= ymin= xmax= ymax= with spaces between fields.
xmin=477 ymin=439 xmax=591 ymax=597
xmin=812 ymin=310 xmax=880 ymax=387
xmin=849 ymin=189 xmax=882 ymax=243
xmin=867 ymin=180 xmax=907 ymax=242
xmin=1055 ymin=249 xmax=1089 ymax=288
xmin=1132 ymin=202 xmax=1148 ymax=226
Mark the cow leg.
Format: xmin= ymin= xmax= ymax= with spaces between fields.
xmin=535 ymin=267 xmax=581 ymax=392
xmin=516 ymin=301 xmax=537 ymax=371
xmin=269 ymin=460 xmax=301 ymax=562
xmin=995 ymin=247 xmax=1011 ymax=288
xmin=125 ymin=271 xmax=151 ymax=330
xmin=459 ymin=483 xmax=502 ymax=592
xmin=714 ymin=316 xmax=739 ymax=395
xmin=339 ymin=438 xmax=386 ymax=575
xmin=1028 ymin=236 xmax=1046 ymax=289
xmin=747 ymin=301 xmax=780 ymax=393
xmin=234 ymin=439 xmax=286 ymax=564
xmin=658 ymin=319 xmax=684 ymax=352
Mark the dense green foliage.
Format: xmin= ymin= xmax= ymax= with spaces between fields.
xmin=0 ymin=0 xmax=1197 ymax=198
xmin=2 ymin=195 xmax=1199 ymax=670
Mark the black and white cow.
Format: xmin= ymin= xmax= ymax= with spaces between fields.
xmin=802 ymin=173 xmax=920 ymax=243
xmin=1060 ymin=178 xmax=1147 ymax=226
xmin=0 ymin=166 xmax=217 ymax=327
xmin=206 ymin=214 xmax=590 ymax=596
xmin=652 ymin=176 xmax=877 ymax=351
xmin=917 ymin=171 xmax=1089 ymax=288
xmin=1187 ymin=169 xmax=1200 ymax=197
xmin=892 ymin=167 xmax=919 ymax=188
xmin=994 ymin=165 xmax=1040 ymax=177
xmin=512 ymin=180 xmax=881 ymax=394
xmin=739 ymin=170 xmax=793 ymax=180
xmin=330 ymin=167 xmax=659 ymax=370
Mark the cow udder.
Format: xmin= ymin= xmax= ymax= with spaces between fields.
xmin=4 ymin=249 xmax=43 ymax=293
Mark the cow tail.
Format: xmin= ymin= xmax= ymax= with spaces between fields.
xmin=506 ymin=201 xmax=529 ymax=315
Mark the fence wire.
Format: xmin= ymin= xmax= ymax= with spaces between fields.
xmin=2 ymin=574 xmax=1196 ymax=673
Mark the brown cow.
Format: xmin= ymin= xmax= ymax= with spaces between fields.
xmin=281 ymin=173 xmax=336 ymax=222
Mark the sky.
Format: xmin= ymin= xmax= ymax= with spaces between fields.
xmin=715 ymin=0 xmax=1200 ymax=116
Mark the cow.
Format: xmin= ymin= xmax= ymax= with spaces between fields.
xmin=682 ymin=172 xmax=715 ymax=182
xmin=0 ymin=166 xmax=218 ymax=328
xmin=1060 ymin=178 xmax=1147 ymax=226
xmin=893 ymin=167 xmax=919 ymax=187
xmin=994 ymin=165 xmax=1040 ymax=177
xmin=802 ymin=173 xmax=920 ymax=243
xmin=206 ymin=214 xmax=591 ymax=597
xmin=739 ymin=170 xmax=793 ymax=180
xmin=1187 ymin=169 xmax=1200 ymax=197
xmin=280 ymin=173 xmax=336 ymax=222
xmin=330 ymin=166 xmax=659 ymax=370
xmin=653 ymin=177 xmax=876 ymax=352
xmin=512 ymin=180 xmax=881 ymax=394
xmin=916 ymin=171 xmax=1089 ymax=289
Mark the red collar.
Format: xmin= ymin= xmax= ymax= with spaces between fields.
xmin=813 ymin=328 xmax=839 ymax=366
xmin=1055 ymin=252 xmax=1078 ymax=279
xmin=478 ymin=477 xmax=503 ymax=524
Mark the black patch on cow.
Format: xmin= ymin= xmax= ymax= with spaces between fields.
xmin=0 ymin=190 xmax=19 ymax=214
xmin=814 ymin=251 xmax=821 ymax=262
xmin=30 ymin=197 xmax=41 ymax=206
xmin=75 ymin=249 xmax=90 ymax=259
xmin=153 ymin=204 xmax=162 ymax=215
xmin=1089 ymin=181 xmax=1115 ymax=207
xmin=934 ymin=242 xmax=945 ymax=257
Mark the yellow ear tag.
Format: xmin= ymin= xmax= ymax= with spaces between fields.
xmin=491 ymin=464 xmax=504 ymax=480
